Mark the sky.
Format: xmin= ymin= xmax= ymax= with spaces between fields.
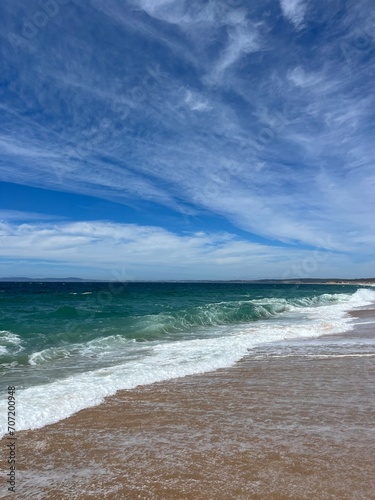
xmin=0 ymin=0 xmax=374 ymax=280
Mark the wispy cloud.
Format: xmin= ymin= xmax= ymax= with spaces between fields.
xmin=0 ymin=220 xmax=360 ymax=279
xmin=279 ymin=0 xmax=307 ymax=29
xmin=0 ymin=210 xmax=64 ymax=222
xmin=184 ymin=90 xmax=211 ymax=111
xmin=0 ymin=0 xmax=374 ymax=276
xmin=207 ymin=22 xmax=260 ymax=84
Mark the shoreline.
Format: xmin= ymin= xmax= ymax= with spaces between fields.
xmin=3 ymin=306 xmax=375 ymax=499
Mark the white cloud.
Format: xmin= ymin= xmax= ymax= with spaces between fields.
xmin=279 ymin=0 xmax=307 ymax=29
xmin=133 ymin=0 xmax=188 ymax=24
xmin=184 ymin=90 xmax=211 ymax=111
xmin=0 ymin=210 xmax=64 ymax=221
xmin=287 ymin=67 xmax=323 ymax=88
xmin=0 ymin=220 xmax=354 ymax=280
xmin=207 ymin=23 xmax=260 ymax=84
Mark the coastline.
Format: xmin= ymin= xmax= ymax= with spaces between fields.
xmin=4 ymin=306 xmax=375 ymax=499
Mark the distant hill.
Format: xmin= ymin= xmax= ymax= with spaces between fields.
xmin=228 ymin=278 xmax=375 ymax=284
xmin=0 ymin=277 xmax=374 ymax=284
xmin=0 ymin=277 xmax=101 ymax=282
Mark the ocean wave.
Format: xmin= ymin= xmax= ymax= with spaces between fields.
xmin=0 ymin=298 xmax=357 ymax=436
xmin=0 ymin=330 xmax=23 ymax=356
xmin=28 ymin=335 xmax=145 ymax=366
xmin=29 ymin=346 xmax=78 ymax=365
xmin=124 ymin=289 xmax=374 ymax=338
xmin=1 ymin=287 xmax=374 ymax=436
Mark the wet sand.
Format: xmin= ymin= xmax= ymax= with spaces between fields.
xmin=3 ymin=309 xmax=375 ymax=499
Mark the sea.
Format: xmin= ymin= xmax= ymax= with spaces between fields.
xmin=1 ymin=281 xmax=374 ymax=437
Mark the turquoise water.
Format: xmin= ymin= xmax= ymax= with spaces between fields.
xmin=1 ymin=282 xmax=374 ymax=434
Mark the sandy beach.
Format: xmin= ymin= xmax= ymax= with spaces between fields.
xmin=3 ymin=308 xmax=375 ymax=499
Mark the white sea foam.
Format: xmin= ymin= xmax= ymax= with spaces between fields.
xmin=28 ymin=347 xmax=77 ymax=365
xmin=0 ymin=330 xmax=22 ymax=355
xmin=269 ymin=353 xmax=375 ymax=359
xmin=0 ymin=288 xmax=374 ymax=436
xmin=28 ymin=335 xmax=149 ymax=366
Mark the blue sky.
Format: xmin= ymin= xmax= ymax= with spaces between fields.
xmin=0 ymin=0 xmax=374 ymax=280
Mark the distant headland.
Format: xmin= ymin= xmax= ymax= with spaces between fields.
xmin=0 ymin=277 xmax=374 ymax=285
